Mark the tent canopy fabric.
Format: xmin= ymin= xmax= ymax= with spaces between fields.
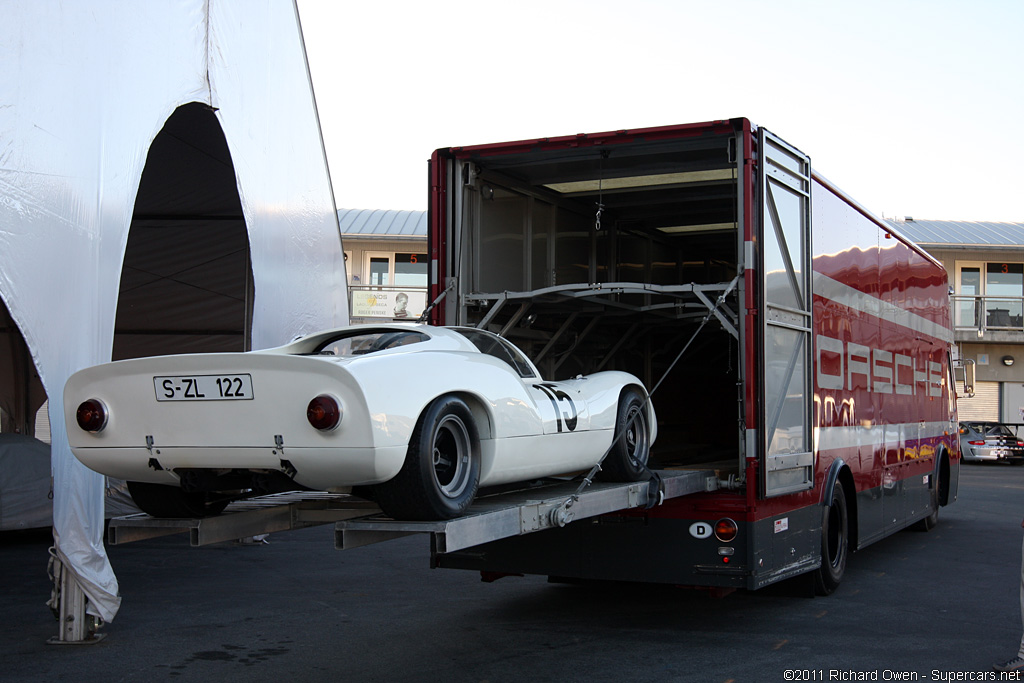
xmin=0 ymin=0 xmax=347 ymax=623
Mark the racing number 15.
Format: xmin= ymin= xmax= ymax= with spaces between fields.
xmin=533 ymin=383 xmax=578 ymax=432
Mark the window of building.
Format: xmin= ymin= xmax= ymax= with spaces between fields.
xmin=956 ymin=261 xmax=1024 ymax=329
xmin=395 ymin=253 xmax=428 ymax=287
xmin=363 ymin=252 xmax=428 ymax=288
xmin=368 ymin=255 xmax=391 ymax=285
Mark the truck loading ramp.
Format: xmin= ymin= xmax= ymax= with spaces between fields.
xmin=107 ymin=469 xmax=718 ymax=551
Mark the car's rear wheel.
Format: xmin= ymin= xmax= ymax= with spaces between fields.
xmin=126 ymin=481 xmax=230 ymax=518
xmin=598 ymin=389 xmax=650 ymax=482
xmin=375 ymin=396 xmax=480 ymax=520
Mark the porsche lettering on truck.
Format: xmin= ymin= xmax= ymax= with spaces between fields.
xmin=815 ymin=334 xmax=943 ymax=397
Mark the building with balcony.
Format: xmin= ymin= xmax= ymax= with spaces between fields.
xmin=886 ymin=218 xmax=1024 ymax=421
xmin=338 ymin=208 xmax=428 ymax=324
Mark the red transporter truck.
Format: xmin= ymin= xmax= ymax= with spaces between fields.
xmin=425 ymin=118 xmax=962 ymax=593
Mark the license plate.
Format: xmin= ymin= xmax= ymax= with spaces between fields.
xmin=154 ymin=374 xmax=254 ymax=401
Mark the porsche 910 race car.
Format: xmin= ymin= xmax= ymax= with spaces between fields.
xmin=64 ymin=324 xmax=656 ymax=521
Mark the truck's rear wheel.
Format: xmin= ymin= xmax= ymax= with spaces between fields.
xmin=375 ymin=396 xmax=480 ymax=520
xmin=914 ymin=452 xmax=946 ymax=531
xmin=126 ymin=481 xmax=230 ymax=518
xmin=598 ymin=389 xmax=650 ymax=482
xmin=913 ymin=478 xmax=940 ymax=531
xmin=813 ymin=480 xmax=849 ymax=596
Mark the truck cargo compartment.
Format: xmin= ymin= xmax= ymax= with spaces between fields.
xmin=435 ymin=123 xmax=743 ymax=476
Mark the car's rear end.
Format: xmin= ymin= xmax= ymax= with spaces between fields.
xmin=62 ymin=350 xmax=403 ymax=492
xmin=959 ymin=422 xmax=1024 ymax=463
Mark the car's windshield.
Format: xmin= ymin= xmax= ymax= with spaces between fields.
xmin=313 ymin=330 xmax=429 ymax=357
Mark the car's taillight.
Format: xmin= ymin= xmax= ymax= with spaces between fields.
xmin=76 ymin=399 xmax=108 ymax=432
xmin=968 ymin=440 xmax=985 ymax=445
xmin=714 ymin=518 xmax=738 ymax=543
xmin=307 ymin=395 xmax=341 ymax=431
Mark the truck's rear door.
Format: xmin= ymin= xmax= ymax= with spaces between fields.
xmin=758 ymin=129 xmax=814 ymax=497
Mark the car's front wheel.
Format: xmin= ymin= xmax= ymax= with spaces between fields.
xmin=375 ymin=396 xmax=481 ymax=520
xmin=126 ymin=481 xmax=230 ymax=518
xmin=598 ymin=388 xmax=651 ymax=482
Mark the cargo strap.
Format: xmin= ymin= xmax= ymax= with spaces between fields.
xmin=549 ymin=276 xmax=739 ymax=528
xmin=417 ymin=280 xmax=455 ymax=323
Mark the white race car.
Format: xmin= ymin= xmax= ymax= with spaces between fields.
xmin=64 ymin=324 xmax=656 ymax=520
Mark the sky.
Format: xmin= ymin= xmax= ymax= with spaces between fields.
xmin=296 ymin=0 xmax=1023 ymax=222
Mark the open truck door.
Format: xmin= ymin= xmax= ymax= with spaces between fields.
xmin=758 ymin=129 xmax=814 ymax=497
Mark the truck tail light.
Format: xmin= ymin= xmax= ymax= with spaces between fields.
xmin=307 ymin=395 xmax=341 ymax=431
xmin=76 ymin=399 xmax=108 ymax=433
xmin=714 ymin=518 xmax=738 ymax=543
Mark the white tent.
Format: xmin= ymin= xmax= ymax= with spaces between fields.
xmin=0 ymin=0 xmax=347 ymax=639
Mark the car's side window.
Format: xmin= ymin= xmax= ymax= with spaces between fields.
xmin=455 ymin=329 xmax=536 ymax=378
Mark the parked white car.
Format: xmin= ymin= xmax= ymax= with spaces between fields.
xmin=64 ymin=324 xmax=656 ymax=520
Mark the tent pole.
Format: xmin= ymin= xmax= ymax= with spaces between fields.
xmin=47 ymin=556 xmax=106 ymax=644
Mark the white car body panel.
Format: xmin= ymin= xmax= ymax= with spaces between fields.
xmin=64 ymin=324 xmax=656 ymax=491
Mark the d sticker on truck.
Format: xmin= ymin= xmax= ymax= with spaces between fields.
xmin=689 ymin=522 xmax=713 ymax=539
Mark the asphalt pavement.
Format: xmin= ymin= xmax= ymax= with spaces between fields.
xmin=2 ymin=464 xmax=1023 ymax=682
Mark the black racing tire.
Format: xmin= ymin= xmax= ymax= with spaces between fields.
xmin=374 ymin=396 xmax=481 ymax=521
xmin=813 ymin=479 xmax=849 ymax=596
xmin=597 ymin=389 xmax=651 ymax=482
xmin=126 ymin=481 xmax=230 ymax=519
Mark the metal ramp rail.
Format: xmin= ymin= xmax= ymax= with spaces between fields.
xmin=336 ymin=469 xmax=717 ymax=554
xmin=107 ymin=491 xmax=379 ymax=547
xmin=107 ymin=470 xmax=718 ymax=551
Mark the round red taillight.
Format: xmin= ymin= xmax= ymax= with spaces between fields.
xmin=307 ymin=395 xmax=341 ymax=431
xmin=714 ymin=518 xmax=738 ymax=543
xmin=76 ymin=399 xmax=108 ymax=432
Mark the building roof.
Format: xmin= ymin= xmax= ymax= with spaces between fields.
xmin=337 ymin=208 xmax=427 ymax=239
xmin=885 ymin=218 xmax=1024 ymax=248
xmin=334 ymin=210 xmax=1024 ymax=249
